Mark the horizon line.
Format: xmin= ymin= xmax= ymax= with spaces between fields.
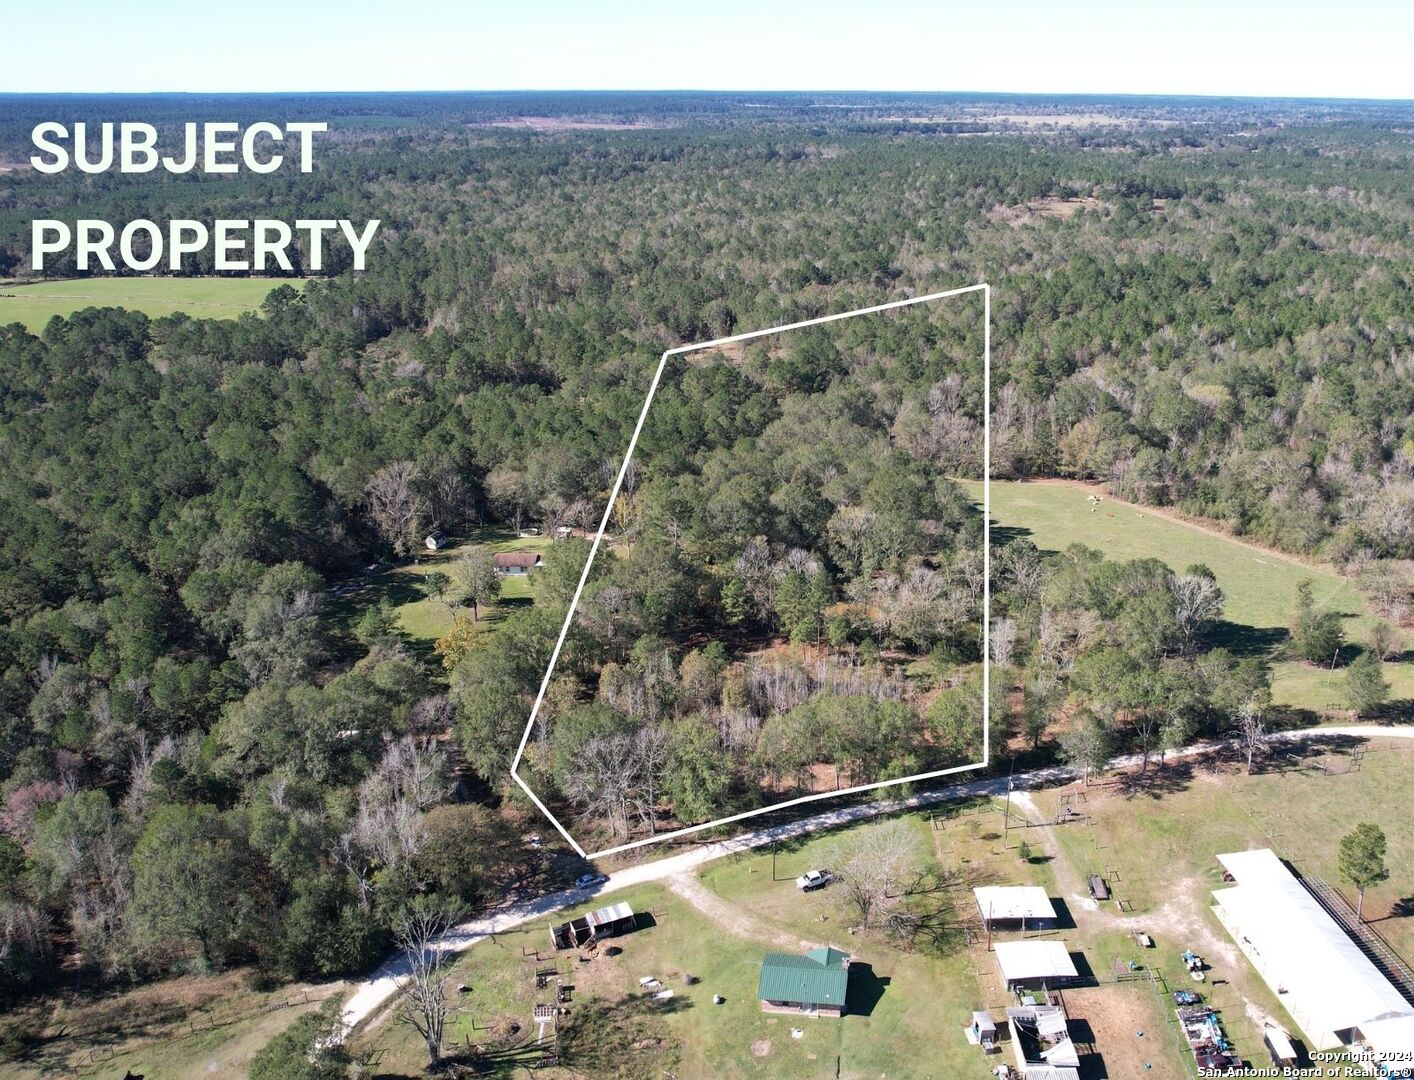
xmin=2 ymin=88 xmax=1413 ymax=105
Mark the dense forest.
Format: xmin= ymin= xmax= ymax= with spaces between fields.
xmin=506 ymin=311 xmax=989 ymax=844
xmin=1 ymin=92 xmax=1412 ymax=1008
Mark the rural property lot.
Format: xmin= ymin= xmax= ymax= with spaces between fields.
xmin=331 ymin=526 xmax=553 ymax=648
xmin=353 ymin=735 xmax=1414 ymax=1079
xmin=520 ymin=288 xmax=991 ymax=858
xmin=1028 ymin=740 xmax=1414 ymax=1067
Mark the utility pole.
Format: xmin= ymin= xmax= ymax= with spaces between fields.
xmin=1003 ymin=754 xmax=1016 ymax=849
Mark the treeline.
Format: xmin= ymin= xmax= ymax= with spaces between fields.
xmin=990 ymin=541 xmax=1271 ymax=777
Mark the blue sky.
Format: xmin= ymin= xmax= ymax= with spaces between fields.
xmin=5 ymin=0 xmax=1411 ymax=100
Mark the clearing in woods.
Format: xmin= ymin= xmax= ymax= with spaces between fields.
xmin=330 ymin=526 xmax=554 ymax=649
xmin=969 ymin=478 xmax=1414 ymax=712
xmin=0 ymin=277 xmax=298 ymax=331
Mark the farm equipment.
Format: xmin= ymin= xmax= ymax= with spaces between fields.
xmin=1181 ymin=949 xmax=1206 ymax=982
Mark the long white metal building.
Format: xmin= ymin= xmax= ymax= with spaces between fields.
xmin=1213 ymin=848 xmax=1414 ymax=1066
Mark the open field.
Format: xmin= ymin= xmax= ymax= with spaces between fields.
xmin=331 ymin=527 xmax=552 ymax=647
xmin=0 ymin=277 xmax=296 ymax=331
xmin=0 ymin=972 xmax=344 ymax=1080
xmin=350 ymin=880 xmax=1001 ymax=1080
xmin=970 ymin=478 xmax=1414 ymax=712
xmin=354 ymin=821 xmax=1007 ymax=1080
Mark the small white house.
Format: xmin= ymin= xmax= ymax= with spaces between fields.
xmin=424 ymin=530 xmax=446 ymax=551
xmin=494 ymin=551 xmax=542 ymax=575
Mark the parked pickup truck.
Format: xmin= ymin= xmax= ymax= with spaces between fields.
xmin=795 ymin=869 xmax=833 ymax=892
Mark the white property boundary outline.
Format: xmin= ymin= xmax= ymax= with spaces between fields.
xmin=510 ymin=283 xmax=992 ymax=860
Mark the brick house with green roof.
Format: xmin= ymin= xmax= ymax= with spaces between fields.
xmin=757 ymin=947 xmax=852 ymax=1018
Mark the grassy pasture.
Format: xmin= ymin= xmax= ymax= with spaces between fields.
xmin=0 ymin=971 xmax=344 ymax=1080
xmin=0 ymin=277 xmax=296 ymax=331
xmin=702 ymin=807 xmax=1190 ymax=1080
xmin=353 ymin=829 xmax=1004 ymax=1080
xmin=969 ymin=479 xmax=1414 ymax=711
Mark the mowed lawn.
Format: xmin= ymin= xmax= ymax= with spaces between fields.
xmin=703 ymin=810 xmax=1191 ymax=1080
xmin=698 ymin=814 xmax=1000 ymax=1080
xmin=968 ymin=479 xmax=1414 ymax=711
xmin=349 ymin=880 xmax=995 ymax=1080
xmin=354 ymin=815 xmax=1013 ymax=1080
xmin=0 ymin=277 xmax=296 ymax=331
xmin=333 ymin=527 xmax=552 ymax=645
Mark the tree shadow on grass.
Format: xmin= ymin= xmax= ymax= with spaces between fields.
xmin=1363 ymin=699 xmax=1414 ymax=724
xmin=1380 ymin=897 xmax=1414 ymax=922
xmin=1206 ymin=620 xmax=1288 ymax=659
xmin=1117 ymin=757 xmax=1200 ymax=800
xmin=990 ymin=523 xmax=1039 ymax=550
xmin=1266 ymin=733 xmax=1368 ymax=774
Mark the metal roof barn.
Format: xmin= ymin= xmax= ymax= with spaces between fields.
xmin=1212 ymin=848 xmax=1414 ymax=1051
xmin=993 ymin=940 xmax=1080 ymax=989
xmin=974 ymin=885 xmax=1057 ymax=925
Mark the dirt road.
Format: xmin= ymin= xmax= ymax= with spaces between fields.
xmin=666 ymin=873 xmax=816 ymax=950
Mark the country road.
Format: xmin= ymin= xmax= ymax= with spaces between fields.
xmin=339 ymin=723 xmax=1410 ymax=1034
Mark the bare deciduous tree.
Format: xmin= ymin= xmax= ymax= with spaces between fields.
xmin=367 ymin=460 xmax=427 ymax=556
xmin=408 ymin=693 xmax=455 ymax=736
xmin=629 ymin=724 xmax=670 ymax=835
xmin=349 ymin=737 xmax=453 ymax=874
xmin=991 ymin=617 xmax=1017 ymax=669
xmin=393 ymin=900 xmax=463 ymax=1070
xmin=890 ymin=375 xmax=984 ymax=475
xmin=564 ymin=496 xmax=597 ymax=532
xmin=1231 ymin=698 xmax=1269 ymax=775
xmin=1170 ymin=573 xmax=1225 ymax=651
xmin=827 ymin=820 xmax=918 ymax=930
xmin=562 ymin=731 xmax=639 ymax=840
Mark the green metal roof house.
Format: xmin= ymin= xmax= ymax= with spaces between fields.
xmin=757 ymin=947 xmax=851 ymax=1017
